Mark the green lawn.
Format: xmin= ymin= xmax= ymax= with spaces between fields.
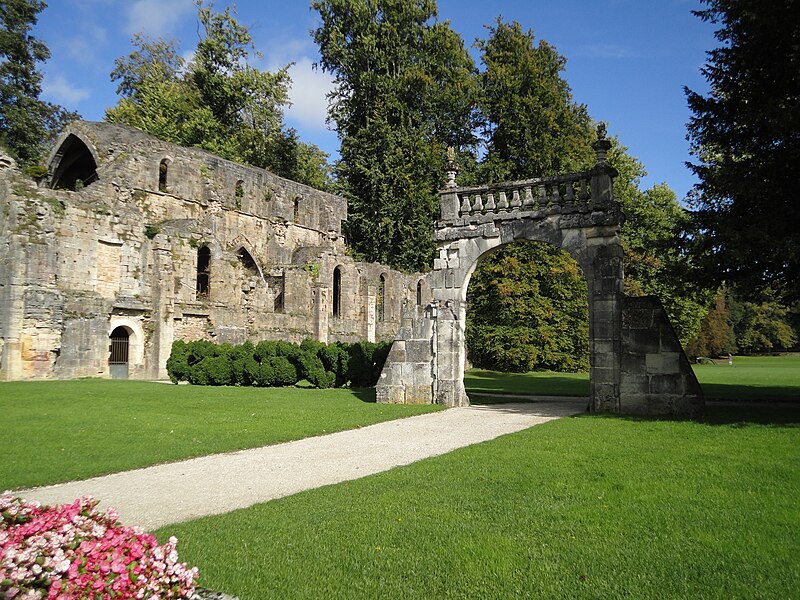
xmin=465 ymin=353 xmax=800 ymax=402
xmin=464 ymin=368 xmax=590 ymax=398
xmin=692 ymin=353 xmax=800 ymax=401
xmin=0 ymin=380 xmax=442 ymax=490
xmin=156 ymin=405 xmax=800 ymax=599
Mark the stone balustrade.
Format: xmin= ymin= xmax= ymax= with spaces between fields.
xmin=437 ymin=165 xmax=618 ymax=228
xmin=456 ymin=172 xmax=594 ymax=219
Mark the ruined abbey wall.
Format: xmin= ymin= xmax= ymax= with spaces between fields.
xmin=0 ymin=122 xmax=425 ymax=381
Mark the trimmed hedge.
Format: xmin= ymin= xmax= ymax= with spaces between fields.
xmin=166 ymin=338 xmax=392 ymax=389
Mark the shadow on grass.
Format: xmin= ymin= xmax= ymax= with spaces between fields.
xmin=464 ymin=371 xmax=590 ymax=397
xmin=600 ymin=403 xmax=800 ymax=428
xmin=350 ymin=388 xmax=377 ymax=403
xmin=700 ymin=383 xmax=800 ymax=403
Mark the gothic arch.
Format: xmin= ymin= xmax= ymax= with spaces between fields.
xmin=47 ymin=132 xmax=100 ymax=190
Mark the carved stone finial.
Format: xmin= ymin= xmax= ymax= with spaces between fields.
xmin=444 ymin=146 xmax=459 ymax=188
xmin=592 ymin=122 xmax=611 ymax=166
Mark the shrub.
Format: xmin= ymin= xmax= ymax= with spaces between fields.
xmin=269 ymin=356 xmax=298 ymax=386
xmin=198 ymin=356 xmax=234 ymax=386
xmin=165 ymin=340 xmax=189 ymax=383
xmin=166 ymin=338 xmax=391 ymax=388
xmin=345 ymin=341 xmax=392 ymax=387
xmin=0 ymin=494 xmax=197 ymax=599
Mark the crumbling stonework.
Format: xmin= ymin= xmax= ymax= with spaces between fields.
xmin=377 ymin=132 xmax=703 ymax=416
xmin=0 ymin=122 xmax=425 ymax=381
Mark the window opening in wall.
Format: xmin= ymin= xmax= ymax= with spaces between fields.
xmin=377 ymin=274 xmax=386 ymax=322
xmin=196 ymin=246 xmax=210 ymax=297
xmin=235 ymin=180 xmax=244 ymax=209
xmin=49 ymin=134 xmax=99 ymax=191
xmin=417 ymin=280 xmax=423 ymax=306
xmin=333 ymin=266 xmax=342 ymax=318
xmin=237 ymin=247 xmax=260 ymax=278
xmin=274 ymin=275 xmax=285 ymax=312
xmin=293 ymin=196 xmax=300 ymax=222
xmin=159 ymin=159 xmax=168 ymax=192
xmin=109 ymin=326 xmax=130 ymax=379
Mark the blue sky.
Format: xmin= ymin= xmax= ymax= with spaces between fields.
xmin=34 ymin=0 xmax=714 ymax=200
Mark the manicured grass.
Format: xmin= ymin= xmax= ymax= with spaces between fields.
xmin=692 ymin=353 xmax=800 ymax=401
xmin=465 ymin=353 xmax=800 ymax=402
xmin=156 ymin=405 xmax=800 ymax=599
xmin=0 ymin=380 xmax=442 ymax=491
xmin=464 ymin=368 xmax=590 ymax=398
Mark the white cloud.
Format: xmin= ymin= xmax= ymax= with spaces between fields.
xmin=41 ymin=74 xmax=91 ymax=106
xmin=124 ymin=0 xmax=195 ymax=37
xmin=284 ymin=58 xmax=334 ymax=132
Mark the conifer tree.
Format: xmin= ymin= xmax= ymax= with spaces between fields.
xmin=312 ymin=0 xmax=479 ymax=271
xmin=685 ymin=0 xmax=800 ymax=302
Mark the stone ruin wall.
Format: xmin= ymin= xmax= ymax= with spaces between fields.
xmin=0 ymin=121 xmax=426 ymax=381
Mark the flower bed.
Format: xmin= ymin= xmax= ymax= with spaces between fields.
xmin=0 ymin=494 xmax=198 ymax=599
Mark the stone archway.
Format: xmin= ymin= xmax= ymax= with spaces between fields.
xmin=377 ymin=132 xmax=703 ymax=416
xmin=107 ymin=318 xmax=145 ymax=379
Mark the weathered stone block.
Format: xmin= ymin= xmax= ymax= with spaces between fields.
xmin=646 ymin=352 xmax=679 ymax=375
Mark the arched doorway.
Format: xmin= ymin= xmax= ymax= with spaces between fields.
xmin=109 ymin=326 xmax=130 ymax=379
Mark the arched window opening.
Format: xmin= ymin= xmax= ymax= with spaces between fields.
xmin=377 ymin=274 xmax=386 ymax=322
xmin=237 ymin=247 xmax=261 ymax=278
xmin=235 ymin=180 xmax=244 ymax=209
xmin=417 ymin=280 xmax=423 ymax=306
xmin=196 ymin=246 xmax=210 ymax=297
xmin=273 ymin=275 xmax=285 ymax=312
xmin=293 ymin=196 xmax=300 ymax=222
xmin=49 ymin=134 xmax=98 ymax=191
xmin=109 ymin=326 xmax=130 ymax=379
xmin=158 ymin=159 xmax=169 ymax=192
xmin=332 ymin=266 xmax=342 ymax=318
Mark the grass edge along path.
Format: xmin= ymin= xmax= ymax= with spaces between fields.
xmin=0 ymin=380 xmax=442 ymax=491
xmin=155 ymin=408 xmax=800 ymax=599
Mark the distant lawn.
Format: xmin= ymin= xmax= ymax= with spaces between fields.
xmin=0 ymin=380 xmax=442 ymax=491
xmin=157 ymin=405 xmax=800 ymax=599
xmin=465 ymin=353 xmax=799 ymax=402
xmin=692 ymin=353 xmax=800 ymax=401
xmin=465 ymin=369 xmax=590 ymax=399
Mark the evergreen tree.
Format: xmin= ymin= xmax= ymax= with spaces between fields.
xmin=312 ymin=0 xmax=479 ymax=271
xmin=0 ymin=0 xmax=78 ymax=166
xmin=476 ymin=18 xmax=594 ymax=182
xmin=106 ymin=2 xmax=331 ymax=189
xmin=685 ymin=0 xmax=800 ymax=303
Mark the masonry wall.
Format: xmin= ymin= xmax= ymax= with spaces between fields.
xmin=620 ymin=295 xmax=704 ymax=415
xmin=0 ymin=122 xmax=426 ymax=381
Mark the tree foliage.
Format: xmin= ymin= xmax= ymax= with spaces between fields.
xmin=466 ymin=19 xmax=710 ymax=369
xmin=312 ymin=0 xmax=479 ymax=271
xmin=466 ymin=243 xmax=589 ymax=372
xmin=609 ymin=140 xmax=712 ymax=346
xmin=106 ymin=1 xmax=330 ymax=189
xmin=0 ymin=0 xmax=79 ymax=166
xmin=476 ymin=19 xmax=594 ymax=181
xmin=685 ymin=0 xmax=800 ymax=303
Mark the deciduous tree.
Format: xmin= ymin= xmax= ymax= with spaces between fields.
xmin=0 ymin=0 xmax=78 ymax=166
xmin=106 ymin=2 xmax=330 ymax=189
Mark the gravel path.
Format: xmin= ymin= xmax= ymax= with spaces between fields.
xmin=17 ymin=400 xmax=584 ymax=531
